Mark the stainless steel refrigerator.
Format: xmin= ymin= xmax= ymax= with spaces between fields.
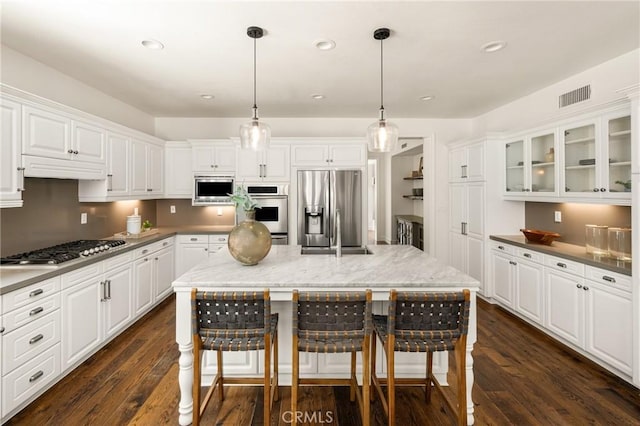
xmin=297 ymin=170 xmax=362 ymax=248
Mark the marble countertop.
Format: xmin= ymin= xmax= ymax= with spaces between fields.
xmin=0 ymin=226 xmax=234 ymax=294
xmin=173 ymin=244 xmax=478 ymax=297
xmin=490 ymin=235 xmax=632 ymax=276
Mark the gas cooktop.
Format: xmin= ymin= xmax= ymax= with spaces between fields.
xmin=1 ymin=239 xmax=127 ymax=266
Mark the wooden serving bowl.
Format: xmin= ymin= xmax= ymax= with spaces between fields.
xmin=520 ymin=228 xmax=561 ymax=245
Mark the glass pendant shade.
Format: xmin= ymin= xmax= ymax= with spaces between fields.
xmin=240 ymin=117 xmax=271 ymax=151
xmin=367 ymin=117 xmax=399 ymax=152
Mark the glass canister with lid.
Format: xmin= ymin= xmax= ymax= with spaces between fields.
xmin=608 ymin=227 xmax=632 ymax=261
xmin=585 ymin=225 xmax=609 ymax=256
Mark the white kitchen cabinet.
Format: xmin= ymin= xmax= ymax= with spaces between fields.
xmin=504 ymin=129 xmax=558 ymax=196
xmin=448 ymin=181 xmax=485 ymax=293
xmin=165 ymin=142 xmax=193 ymax=198
xmin=131 ymin=139 xmax=164 ymax=197
xmin=514 ymin=258 xmax=544 ymax=324
xmin=78 ymin=131 xmax=131 ymax=201
xmin=208 ymin=234 xmax=229 ymax=257
xmin=153 ymin=246 xmax=175 ymax=299
xmin=22 ymin=104 xmax=105 ymax=179
xmin=191 ymin=140 xmax=236 ymax=173
xmin=133 ymin=253 xmax=155 ymax=316
xmin=0 ymin=96 xmax=24 ymax=208
xmin=102 ymin=263 xmax=134 ymax=340
xmin=134 ymin=239 xmax=175 ymax=315
xmin=175 ymin=235 xmax=210 ymax=276
xmin=61 ymin=268 xmax=103 ymax=370
xmin=236 ymin=144 xmax=290 ymax=181
xmin=448 ymin=141 xmax=484 ymax=182
xmin=291 ymin=142 xmax=366 ymax=167
xmin=491 ymin=250 xmax=516 ymax=307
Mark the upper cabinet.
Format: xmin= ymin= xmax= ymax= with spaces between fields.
xmin=191 ymin=140 xmax=236 ymax=173
xmin=0 ymin=95 xmax=24 ymax=208
xmin=291 ymin=141 xmax=366 ymax=167
xmin=22 ymin=104 xmax=105 ymax=180
xmin=236 ymin=143 xmax=290 ymax=182
xmin=504 ymin=129 xmax=558 ymax=196
xmin=448 ymin=141 xmax=484 ymax=182
xmin=165 ymin=142 xmax=192 ymax=198
xmin=131 ymin=139 xmax=163 ymax=196
xmin=503 ymin=106 xmax=631 ymax=205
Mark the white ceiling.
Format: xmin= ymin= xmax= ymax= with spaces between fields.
xmin=1 ymin=1 xmax=638 ymax=119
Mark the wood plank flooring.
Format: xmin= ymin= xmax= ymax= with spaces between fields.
xmin=6 ymin=295 xmax=640 ymax=425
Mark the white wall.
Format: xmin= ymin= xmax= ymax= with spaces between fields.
xmin=0 ymin=45 xmax=155 ymax=134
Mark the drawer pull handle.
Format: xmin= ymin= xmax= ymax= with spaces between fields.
xmin=29 ymin=307 xmax=44 ymax=316
xmin=142 ymin=249 xmax=149 ymax=254
xmin=602 ymin=276 xmax=616 ymax=283
xmin=29 ymin=289 xmax=44 ymax=297
xmin=29 ymin=370 xmax=44 ymax=383
xmin=0 ymin=326 xmax=4 ymax=334
xmin=523 ymin=253 xmax=532 ymax=258
xmin=163 ymin=242 xmax=168 ymax=246
xmin=29 ymin=334 xmax=44 ymax=344
xmin=498 ymin=245 xmax=505 ymax=250
xmin=557 ymin=262 xmax=567 ymax=268
xmin=218 ymin=238 xmax=225 ymax=241
xmin=509 ymin=261 xmax=517 ymax=266
xmin=190 ymin=238 xmax=198 ymax=241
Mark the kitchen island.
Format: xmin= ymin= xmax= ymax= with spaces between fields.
xmin=172 ymin=245 xmax=479 ymax=425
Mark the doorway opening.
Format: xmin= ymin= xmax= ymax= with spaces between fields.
xmin=367 ymin=159 xmax=377 ymax=245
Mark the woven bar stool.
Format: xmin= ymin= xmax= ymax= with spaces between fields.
xmin=371 ymin=289 xmax=471 ymax=426
xmin=292 ymin=290 xmax=372 ymax=426
xmin=191 ymin=289 xmax=278 ymax=426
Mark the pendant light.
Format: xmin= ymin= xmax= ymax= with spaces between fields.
xmin=240 ymin=26 xmax=270 ymax=151
xmin=367 ymin=28 xmax=399 ymax=153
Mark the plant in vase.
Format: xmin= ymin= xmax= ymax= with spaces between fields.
xmin=227 ymin=185 xmax=272 ymax=265
xmin=615 ymin=180 xmax=631 ymax=192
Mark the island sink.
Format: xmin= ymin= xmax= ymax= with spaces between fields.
xmin=300 ymin=246 xmax=372 ymax=255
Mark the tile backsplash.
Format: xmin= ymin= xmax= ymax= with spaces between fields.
xmin=524 ymin=202 xmax=631 ymax=246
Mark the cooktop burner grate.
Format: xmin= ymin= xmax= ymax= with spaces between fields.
xmin=1 ymin=239 xmax=127 ymax=265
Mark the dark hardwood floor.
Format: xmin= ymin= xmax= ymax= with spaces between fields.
xmin=6 ymin=295 xmax=640 ymax=425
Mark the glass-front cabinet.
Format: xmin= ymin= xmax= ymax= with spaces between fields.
xmin=504 ymin=130 xmax=557 ymax=196
xmin=560 ymin=112 xmax=631 ymax=200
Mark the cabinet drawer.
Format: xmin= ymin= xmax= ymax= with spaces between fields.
xmin=516 ymin=248 xmax=543 ymax=264
xmin=2 ymin=294 xmax=60 ymax=334
xmin=177 ymin=234 xmax=208 ymax=244
xmin=209 ymin=234 xmax=228 ymax=244
xmin=490 ymin=241 xmax=515 ymax=254
xmin=104 ymin=251 xmax=133 ymax=271
xmin=544 ymin=255 xmax=585 ymax=276
xmin=62 ymin=262 xmax=103 ymax=290
xmin=585 ymin=266 xmax=631 ymax=292
xmin=2 ymin=277 xmax=60 ymax=313
xmin=2 ymin=343 xmax=61 ymax=416
xmin=2 ymin=311 xmax=61 ymax=373
xmin=134 ymin=238 xmax=174 ymax=258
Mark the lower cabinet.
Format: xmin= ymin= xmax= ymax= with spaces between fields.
xmin=102 ymin=263 xmax=134 ymax=339
xmin=491 ymin=240 xmax=633 ymax=381
xmin=175 ymin=235 xmax=209 ymax=277
xmin=134 ymin=239 xmax=175 ymax=316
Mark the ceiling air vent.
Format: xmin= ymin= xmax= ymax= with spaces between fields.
xmin=559 ymin=85 xmax=591 ymax=108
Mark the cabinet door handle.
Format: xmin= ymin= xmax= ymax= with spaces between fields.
xmin=29 ymin=289 xmax=44 ymax=298
xmin=107 ymin=174 xmax=113 ymax=192
xmin=583 ymin=286 xmax=589 ymax=291
xmin=29 ymin=307 xmax=44 ymax=316
xmin=144 ymin=258 xmax=149 ymax=262
xmin=147 ymin=188 xmax=152 ymax=192
xmin=263 ymin=164 xmax=267 ymax=177
xmin=29 ymin=370 xmax=44 ymax=383
xmin=523 ymin=253 xmax=532 ymax=258
xmin=29 ymin=334 xmax=44 ymax=345
xmin=576 ymin=284 xmax=583 ymax=289
xmin=593 ymin=188 xmax=599 ymax=192
xmin=67 ymin=149 xmax=74 ymax=154
xmin=461 ymin=165 xmax=468 ymax=178
xmin=600 ymin=188 xmax=606 ymax=192
xmin=602 ymin=275 xmax=616 ymax=283
xmin=509 ymin=261 xmax=517 ymax=266
xmin=0 ymin=326 xmax=4 ymax=334
xmin=498 ymin=245 xmax=505 ymax=250
xmin=74 ymin=150 xmax=79 ymax=155
xmin=17 ymin=167 xmax=26 ymax=191
xmin=210 ymin=164 xmax=215 ymax=168
xmin=204 ymin=248 xmax=208 ymax=251
xmin=100 ymin=281 xmax=106 ymax=301
xmin=556 ymin=262 xmax=567 ymax=268
xmin=163 ymin=242 xmax=169 ymax=246
xmin=107 ymin=279 xmax=111 ymax=300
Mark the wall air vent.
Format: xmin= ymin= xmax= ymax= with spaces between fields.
xmin=559 ymin=85 xmax=591 ymax=108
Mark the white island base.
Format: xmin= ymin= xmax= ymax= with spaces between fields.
xmin=173 ymin=245 xmax=479 ymax=425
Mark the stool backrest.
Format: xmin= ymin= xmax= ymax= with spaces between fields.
xmin=191 ymin=290 xmax=270 ymax=339
xmin=293 ymin=290 xmax=372 ymax=340
xmin=389 ymin=290 xmax=470 ymax=341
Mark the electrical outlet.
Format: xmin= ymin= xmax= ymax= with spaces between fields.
xmin=81 ymin=213 xmax=88 ymax=224
xmin=170 ymin=205 xmax=176 ymax=214
xmin=554 ymin=211 xmax=562 ymax=223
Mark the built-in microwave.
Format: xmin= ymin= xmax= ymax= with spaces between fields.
xmin=193 ymin=175 xmax=234 ymax=205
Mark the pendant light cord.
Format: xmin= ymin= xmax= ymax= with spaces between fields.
xmin=253 ymin=37 xmax=257 ymax=112
xmin=380 ymin=37 xmax=384 ymax=110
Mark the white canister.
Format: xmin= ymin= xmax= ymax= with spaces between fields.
xmin=127 ymin=215 xmax=141 ymax=235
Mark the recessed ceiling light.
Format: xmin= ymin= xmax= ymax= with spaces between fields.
xmin=311 ymin=94 xmax=325 ymax=100
xmin=141 ymin=39 xmax=164 ymax=50
xmin=313 ymin=39 xmax=336 ymax=51
xmin=200 ymin=94 xmax=214 ymax=100
xmin=481 ymin=40 xmax=507 ymax=53
xmin=420 ymin=95 xmax=434 ymax=101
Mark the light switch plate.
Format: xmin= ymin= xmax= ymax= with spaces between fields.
xmin=170 ymin=205 xmax=176 ymax=214
xmin=81 ymin=213 xmax=88 ymax=224
xmin=554 ymin=211 xmax=562 ymax=223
